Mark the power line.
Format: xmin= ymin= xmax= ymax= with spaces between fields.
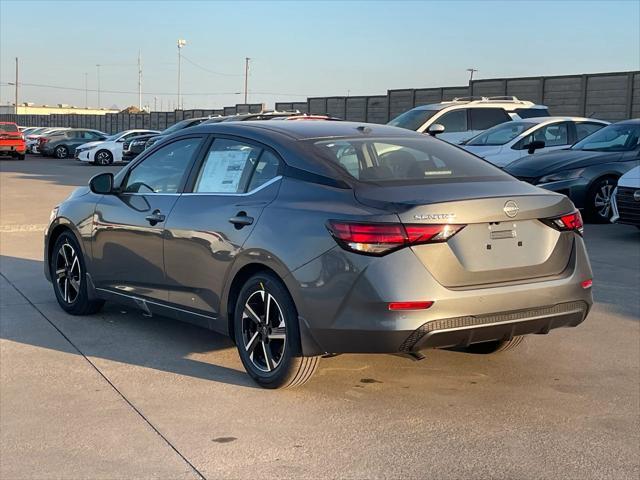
xmin=0 ymin=80 xmax=311 ymax=98
xmin=180 ymin=54 xmax=243 ymax=77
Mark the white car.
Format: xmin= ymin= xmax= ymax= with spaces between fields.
xmin=462 ymin=117 xmax=609 ymax=167
xmin=387 ymin=96 xmax=549 ymax=144
xmin=611 ymin=165 xmax=640 ymax=229
xmin=76 ymin=129 xmax=159 ymax=165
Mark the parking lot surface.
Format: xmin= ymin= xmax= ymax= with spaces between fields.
xmin=1 ymin=155 xmax=639 ymax=479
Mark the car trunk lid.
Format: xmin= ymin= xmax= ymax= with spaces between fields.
xmin=354 ymin=180 xmax=575 ymax=287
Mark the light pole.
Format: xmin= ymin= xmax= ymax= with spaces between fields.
xmin=138 ymin=50 xmax=143 ymax=110
xmin=154 ymin=96 xmax=158 ymax=112
xmin=96 ymin=64 xmax=101 ymax=108
xmin=244 ymin=57 xmax=250 ymax=104
xmin=177 ymin=39 xmax=187 ymax=110
xmin=84 ymin=72 xmax=88 ymax=108
xmin=14 ymin=57 xmax=18 ymax=114
xmin=466 ymin=68 xmax=478 ymax=83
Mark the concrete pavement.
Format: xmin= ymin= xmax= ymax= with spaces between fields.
xmin=1 ymin=156 xmax=639 ymax=479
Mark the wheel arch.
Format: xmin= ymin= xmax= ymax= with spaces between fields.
xmin=45 ymin=219 xmax=86 ymax=279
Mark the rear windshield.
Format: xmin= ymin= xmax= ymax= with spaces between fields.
xmin=312 ymin=137 xmax=511 ymax=184
xmin=388 ymin=109 xmax=439 ymax=131
xmin=466 ymin=121 xmax=536 ymax=146
xmin=514 ymin=108 xmax=549 ymax=119
xmin=0 ymin=124 xmax=19 ymax=133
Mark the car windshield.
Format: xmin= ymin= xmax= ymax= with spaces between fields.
xmin=0 ymin=124 xmax=19 ymax=133
xmin=312 ymin=136 xmax=511 ymax=184
xmin=466 ymin=121 xmax=536 ymax=146
xmin=388 ymin=109 xmax=439 ymax=131
xmin=572 ymin=123 xmax=640 ymax=152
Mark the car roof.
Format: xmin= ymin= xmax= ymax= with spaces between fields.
xmin=189 ymin=120 xmax=423 ymax=140
xmin=498 ymin=116 xmax=608 ymax=125
xmin=614 ymin=118 xmax=640 ymax=125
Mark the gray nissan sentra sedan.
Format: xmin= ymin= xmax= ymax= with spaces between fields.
xmin=45 ymin=121 xmax=593 ymax=388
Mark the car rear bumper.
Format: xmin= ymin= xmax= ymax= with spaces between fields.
xmin=290 ymin=237 xmax=593 ymax=356
xmin=0 ymin=143 xmax=26 ymax=154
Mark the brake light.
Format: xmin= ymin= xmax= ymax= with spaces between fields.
xmin=543 ymin=211 xmax=584 ymax=235
xmin=327 ymin=221 xmax=465 ymax=256
xmin=581 ymin=279 xmax=593 ymax=289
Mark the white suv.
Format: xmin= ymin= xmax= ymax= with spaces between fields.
xmin=387 ymin=96 xmax=549 ymax=144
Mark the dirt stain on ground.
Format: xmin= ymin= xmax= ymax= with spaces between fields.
xmin=212 ymin=437 xmax=237 ymax=443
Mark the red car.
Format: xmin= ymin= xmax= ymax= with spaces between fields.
xmin=0 ymin=122 xmax=26 ymax=160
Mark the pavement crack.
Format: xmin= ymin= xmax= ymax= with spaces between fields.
xmin=0 ymin=272 xmax=207 ymax=480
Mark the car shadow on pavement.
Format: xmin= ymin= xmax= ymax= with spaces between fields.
xmin=0 ymin=255 xmax=261 ymax=389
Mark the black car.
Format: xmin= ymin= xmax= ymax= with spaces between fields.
xmin=142 ymin=117 xmax=212 ymax=153
xmin=122 ymin=134 xmax=157 ymax=162
xmin=505 ymin=119 xmax=640 ymax=222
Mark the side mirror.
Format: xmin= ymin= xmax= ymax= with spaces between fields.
xmin=426 ymin=124 xmax=446 ymax=137
xmin=89 ymin=172 xmax=114 ymax=194
xmin=526 ymin=140 xmax=545 ymax=154
xmin=116 ymin=137 xmax=125 ymax=143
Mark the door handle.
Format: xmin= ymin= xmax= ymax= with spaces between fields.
xmin=229 ymin=212 xmax=254 ymax=228
xmin=145 ymin=209 xmax=166 ymax=226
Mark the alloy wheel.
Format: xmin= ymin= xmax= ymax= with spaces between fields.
xmin=96 ymin=151 xmax=111 ymax=165
xmin=593 ymin=181 xmax=614 ymax=219
xmin=55 ymin=241 xmax=81 ymax=304
xmin=241 ymin=289 xmax=287 ymax=372
xmin=55 ymin=146 xmax=67 ymax=159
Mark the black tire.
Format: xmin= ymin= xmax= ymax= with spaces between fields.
xmin=17 ymin=153 xmax=25 ymax=160
xmin=586 ymin=177 xmax=617 ymax=223
xmin=462 ymin=336 xmax=526 ymax=354
xmin=94 ymin=149 xmax=113 ymax=165
xmin=234 ymin=272 xmax=320 ymax=388
xmin=50 ymin=231 xmax=104 ymax=315
xmin=54 ymin=145 xmax=69 ymax=159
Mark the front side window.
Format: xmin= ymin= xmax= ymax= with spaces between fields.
xmin=467 ymin=121 xmax=535 ymax=146
xmin=313 ymin=136 xmax=510 ymax=184
xmin=572 ymin=123 xmax=640 ymax=152
xmin=534 ymin=122 xmax=569 ymax=147
xmin=194 ymin=139 xmax=265 ymax=193
xmin=388 ymin=109 xmax=439 ymax=131
xmin=123 ymin=137 xmax=202 ymax=193
xmin=435 ymin=109 xmax=467 ymax=133
xmin=469 ymin=108 xmax=511 ymax=130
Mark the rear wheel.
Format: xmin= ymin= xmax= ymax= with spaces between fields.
xmin=587 ymin=177 xmax=617 ymax=223
xmin=461 ymin=336 xmax=526 ymax=354
xmin=234 ymin=272 xmax=319 ymax=388
xmin=95 ymin=149 xmax=113 ymax=165
xmin=17 ymin=153 xmax=25 ymax=160
xmin=55 ymin=145 xmax=68 ymax=159
xmin=50 ymin=231 xmax=104 ymax=315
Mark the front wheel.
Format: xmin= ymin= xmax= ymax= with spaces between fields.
xmin=587 ymin=177 xmax=617 ymax=223
xmin=234 ymin=272 xmax=320 ymax=388
xmin=50 ymin=231 xmax=104 ymax=315
xmin=94 ymin=149 xmax=113 ymax=165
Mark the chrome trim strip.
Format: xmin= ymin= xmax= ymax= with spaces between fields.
xmin=96 ymin=287 xmax=217 ymax=319
xmin=182 ymin=175 xmax=282 ymax=197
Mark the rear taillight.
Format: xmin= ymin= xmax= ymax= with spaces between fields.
xmin=542 ymin=211 xmax=584 ymax=236
xmin=388 ymin=301 xmax=434 ymax=311
xmin=327 ymin=221 xmax=465 ymax=256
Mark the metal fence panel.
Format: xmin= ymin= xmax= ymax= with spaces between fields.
xmin=585 ymin=73 xmax=629 ymax=121
xmin=366 ymin=96 xmax=389 ymax=124
xmin=345 ymin=97 xmax=367 ymax=122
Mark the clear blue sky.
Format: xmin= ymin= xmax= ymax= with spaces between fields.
xmin=1 ymin=0 xmax=638 ymax=110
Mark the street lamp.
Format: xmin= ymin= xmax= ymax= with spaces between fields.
xmin=466 ymin=68 xmax=478 ymax=83
xmin=177 ymin=39 xmax=187 ymax=110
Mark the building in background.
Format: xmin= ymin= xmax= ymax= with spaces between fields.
xmin=0 ymin=103 xmax=118 ymax=115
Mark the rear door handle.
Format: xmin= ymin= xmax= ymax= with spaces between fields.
xmin=229 ymin=212 xmax=254 ymax=228
xmin=145 ymin=209 xmax=166 ymax=226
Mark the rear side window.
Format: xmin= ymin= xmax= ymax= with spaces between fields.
xmin=194 ymin=139 xmax=263 ymax=193
xmin=575 ymin=122 xmax=605 ymax=141
xmin=0 ymin=124 xmax=19 ymax=133
xmin=313 ymin=136 xmax=510 ymax=184
xmin=435 ymin=109 xmax=467 ymax=132
xmin=469 ymin=108 xmax=511 ymax=130
xmin=518 ymin=122 xmax=569 ymax=148
xmin=514 ymin=108 xmax=550 ymax=119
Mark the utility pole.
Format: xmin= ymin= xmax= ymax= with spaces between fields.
xmin=177 ymin=39 xmax=186 ymax=110
xmin=96 ymin=64 xmax=101 ymax=108
xmin=244 ymin=57 xmax=250 ymax=104
xmin=14 ymin=57 xmax=18 ymax=114
xmin=138 ymin=50 xmax=143 ymax=110
xmin=84 ymin=73 xmax=88 ymax=108
xmin=153 ymin=96 xmax=158 ymax=112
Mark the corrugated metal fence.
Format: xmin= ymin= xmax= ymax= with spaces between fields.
xmin=2 ymin=71 xmax=638 ymax=130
